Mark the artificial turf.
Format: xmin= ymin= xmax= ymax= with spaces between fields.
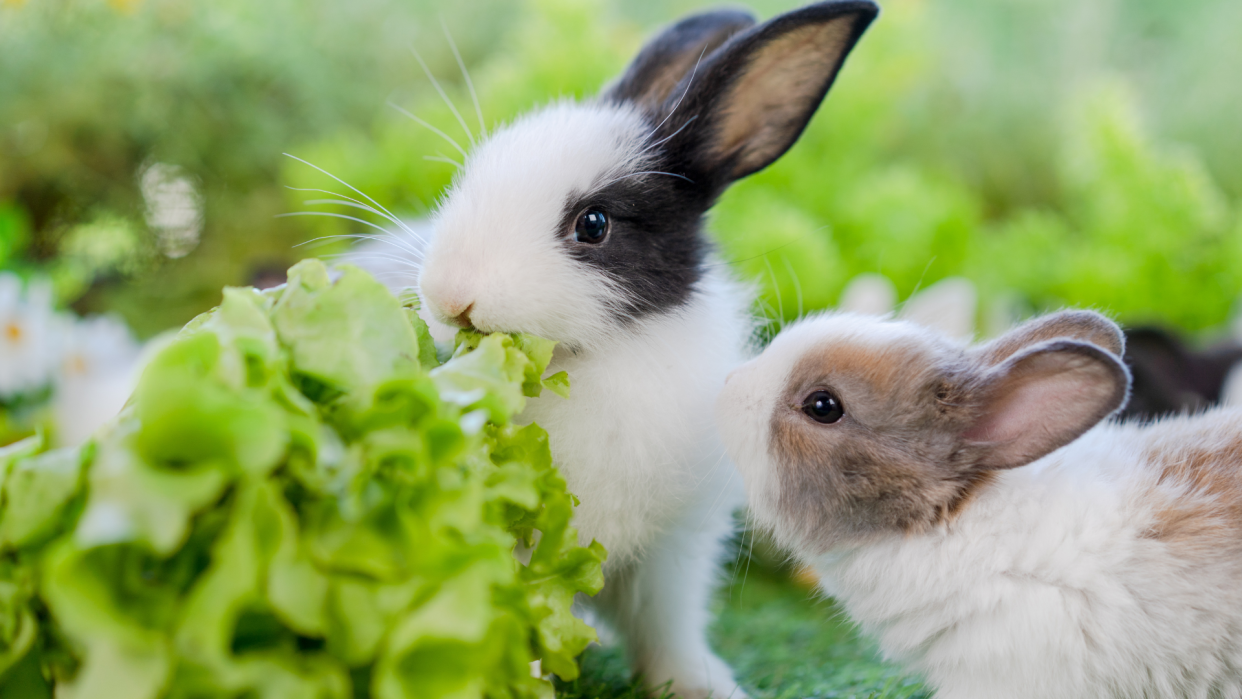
xmin=555 ymin=533 xmax=930 ymax=699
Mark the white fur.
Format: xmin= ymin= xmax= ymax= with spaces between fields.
xmin=350 ymin=100 xmax=753 ymax=698
xmin=719 ymin=314 xmax=1242 ymax=699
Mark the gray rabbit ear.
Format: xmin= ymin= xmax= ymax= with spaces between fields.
xmin=977 ymin=310 xmax=1126 ymax=367
xmin=658 ymin=0 xmax=879 ymax=185
xmin=602 ymin=9 xmax=757 ymax=112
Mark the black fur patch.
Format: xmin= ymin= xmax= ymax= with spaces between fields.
xmin=557 ymin=150 xmax=716 ymax=321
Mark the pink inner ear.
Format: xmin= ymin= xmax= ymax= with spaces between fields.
xmin=963 ymin=349 xmax=1124 ymax=468
xmin=964 ymin=373 xmax=1082 ymax=443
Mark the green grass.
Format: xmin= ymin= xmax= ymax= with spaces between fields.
xmin=556 ymin=534 xmax=929 ymax=699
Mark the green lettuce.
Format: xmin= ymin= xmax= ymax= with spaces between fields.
xmin=0 ymin=260 xmax=605 ymax=698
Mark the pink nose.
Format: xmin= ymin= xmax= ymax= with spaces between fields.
xmin=447 ymin=303 xmax=474 ymax=329
xmin=437 ymin=298 xmax=475 ymax=328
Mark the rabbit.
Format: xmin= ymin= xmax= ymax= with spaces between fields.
xmin=716 ymin=309 xmax=1242 ymax=699
xmin=1121 ymin=325 xmax=1242 ymax=420
xmin=348 ymin=2 xmax=880 ymax=696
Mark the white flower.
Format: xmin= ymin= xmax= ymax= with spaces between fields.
xmin=0 ymin=272 xmax=65 ymax=398
xmin=53 ymin=315 xmax=142 ymax=447
xmin=140 ymin=162 xmax=203 ymax=259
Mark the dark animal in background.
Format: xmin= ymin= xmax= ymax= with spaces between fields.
xmin=1120 ymin=327 xmax=1242 ymax=420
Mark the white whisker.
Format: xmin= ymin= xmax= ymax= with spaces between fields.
xmin=291 ymin=232 xmax=425 ymax=264
xmin=297 ymin=198 xmax=426 ymax=251
xmin=285 ymin=186 xmax=425 ymax=241
xmin=423 ymin=154 xmax=463 ymax=168
xmin=641 ymin=114 xmax=698 ymax=156
xmin=600 ymin=169 xmax=695 ymax=189
xmin=331 ymin=251 xmax=423 ymax=272
xmin=278 ymin=212 xmax=409 ymax=245
xmin=781 ymin=255 xmax=804 ymax=318
xmin=440 ymin=16 xmax=485 ymax=137
xmin=387 ymin=102 xmax=469 ymax=160
xmin=651 ymin=46 xmax=707 ymax=137
xmin=409 ymin=43 xmax=475 ymax=146
xmin=281 ymin=154 xmax=421 ymax=243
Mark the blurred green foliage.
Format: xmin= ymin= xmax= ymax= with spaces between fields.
xmin=2 ymin=0 xmax=1240 ymax=337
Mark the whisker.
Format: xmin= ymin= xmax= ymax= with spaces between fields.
xmin=297 ymin=198 xmax=426 ymax=254
xmin=650 ymin=46 xmax=707 ymax=137
xmin=288 ymin=231 xmax=403 ymax=249
xmin=423 ymin=154 xmax=463 ymax=168
xmin=281 ymin=154 xmax=421 ymax=240
xmin=285 ymin=186 xmax=427 ymax=244
xmin=278 ymin=212 xmax=414 ymax=248
xmin=763 ymin=257 xmax=786 ymax=325
xmin=641 ymin=114 xmax=698 ymax=157
xmin=331 ymin=251 xmax=423 ymax=272
xmin=781 ymin=255 xmax=804 ymax=318
xmin=409 ymin=43 xmax=475 ymax=146
xmin=387 ymin=102 xmax=469 ymax=160
xmin=440 ymin=16 xmax=485 ymax=137
xmin=600 ymin=169 xmax=695 ymax=188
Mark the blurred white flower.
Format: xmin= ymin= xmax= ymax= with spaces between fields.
xmin=0 ymin=272 xmax=64 ymax=398
xmin=53 ymin=315 xmax=142 ymax=447
xmin=140 ymin=162 xmax=203 ymax=259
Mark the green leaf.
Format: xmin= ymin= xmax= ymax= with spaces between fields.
xmin=0 ymin=447 xmax=84 ymax=549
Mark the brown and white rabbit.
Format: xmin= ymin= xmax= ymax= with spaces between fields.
xmin=717 ymin=309 xmax=1242 ymax=699
xmin=349 ymin=3 xmax=879 ymax=696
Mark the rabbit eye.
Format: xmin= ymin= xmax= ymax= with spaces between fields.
xmin=574 ymin=208 xmax=609 ymax=244
xmin=802 ymin=390 xmax=844 ymax=424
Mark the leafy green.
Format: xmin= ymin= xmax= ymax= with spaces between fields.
xmin=0 ymin=260 xmax=604 ymax=698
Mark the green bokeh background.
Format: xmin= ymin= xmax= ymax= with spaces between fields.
xmin=2 ymin=0 xmax=1239 ymax=695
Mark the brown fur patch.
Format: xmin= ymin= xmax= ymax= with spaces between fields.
xmin=1142 ymin=434 xmax=1242 ymax=553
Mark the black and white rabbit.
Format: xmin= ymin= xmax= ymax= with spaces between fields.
xmin=349 ymin=2 xmax=879 ymax=695
xmin=717 ymin=309 xmax=1242 ymax=698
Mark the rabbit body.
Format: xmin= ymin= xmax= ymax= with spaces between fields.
xmin=518 ymin=268 xmax=750 ymax=563
xmin=718 ymin=311 xmax=1242 ymax=699
xmin=521 ymin=268 xmax=752 ymax=693
xmin=816 ymin=409 xmax=1242 ymax=699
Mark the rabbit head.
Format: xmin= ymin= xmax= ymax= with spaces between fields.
xmin=417 ymin=1 xmax=879 ymax=351
xmin=717 ymin=310 xmax=1131 ymax=553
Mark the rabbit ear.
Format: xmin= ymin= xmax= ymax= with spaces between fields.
xmin=603 ymin=9 xmax=756 ymax=111
xmin=963 ymin=340 xmax=1130 ymax=470
xmin=656 ymin=0 xmax=878 ymax=184
xmin=976 ymin=310 xmax=1125 ymax=366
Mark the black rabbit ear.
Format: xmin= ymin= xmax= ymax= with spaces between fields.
xmin=658 ymin=0 xmax=879 ymax=185
xmin=603 ymin=9 xmax=757 ymax=112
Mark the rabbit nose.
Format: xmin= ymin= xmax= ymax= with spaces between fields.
xmin=430 ymin=289 xmax=475 ymax=328
xmin=444 ymin=302 xmax=475 ymax=329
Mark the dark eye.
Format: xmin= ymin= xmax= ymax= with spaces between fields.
xmin=801 ymin=390 xmax=844 ymax=424
xmin=574 ymin=208 xmax=609 ymax=244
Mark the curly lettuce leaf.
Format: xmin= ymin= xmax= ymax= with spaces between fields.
xmin=4 ymin=259 xmax=603 ymax=699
